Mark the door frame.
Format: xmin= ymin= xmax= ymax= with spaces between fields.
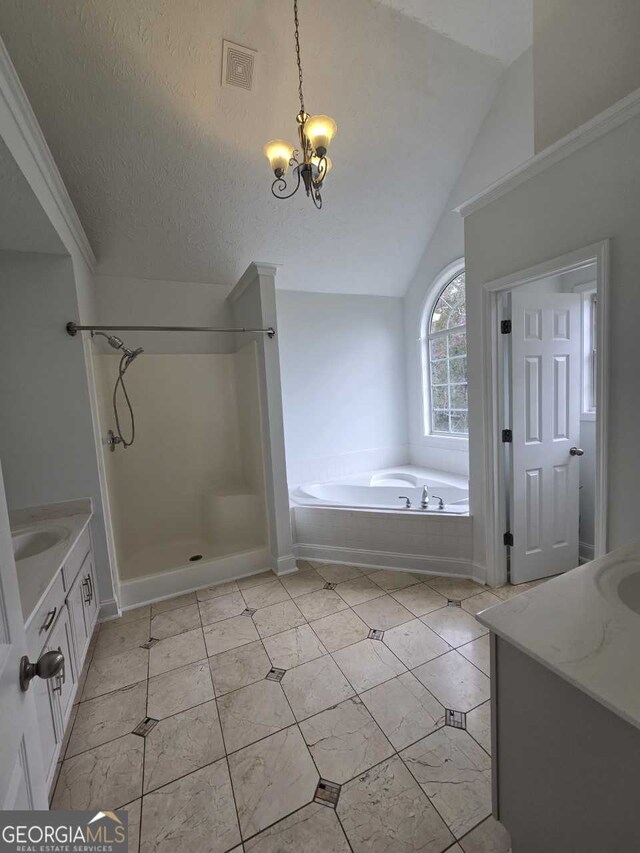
xmin=481 ymin=240 xmax=609 ymax=587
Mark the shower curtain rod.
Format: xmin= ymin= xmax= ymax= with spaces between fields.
xmin=66 ymin=322 xmax=276 ymax=338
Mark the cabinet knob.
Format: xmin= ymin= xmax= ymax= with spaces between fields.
xmin=19 ymin=649 xmax=65 ymax=692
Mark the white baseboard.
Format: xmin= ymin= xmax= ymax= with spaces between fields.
xmin=294 ymin=543 xmax=482 ymax=583
xmin=275 ymin=554 xmax=298 ymax=575
xmin=579 ymin=541 xmax=595 ymax=564
xmin=118 ymin=547 xmax=273 ymax=609
xmin=98 ymin=598 xmax=119 ymax=621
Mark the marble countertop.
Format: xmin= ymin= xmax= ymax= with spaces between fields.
xmin=10 ymin=500 xmax=93 ymax=625
xmin=476 ymin=542 xmax=640 ymax=731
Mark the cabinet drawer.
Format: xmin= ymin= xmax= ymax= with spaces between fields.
xmin=25 ymin=572 xmax=66 ymax=661
xmin=62 ymin=526 xmax=91 ymax=590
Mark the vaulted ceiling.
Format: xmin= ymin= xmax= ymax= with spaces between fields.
xmin=376 ymin=0 xmax=533 ymax=66
xmin=0 ymin=0 xmax=530 ymax=295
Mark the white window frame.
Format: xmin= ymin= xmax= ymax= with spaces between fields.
xmin=574 ymin=281 xmax=597 ymax=421
xmin=419 ymin=258 xmax=469 ymax=445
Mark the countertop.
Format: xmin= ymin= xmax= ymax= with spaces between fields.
xmin=10 ymin=501 xmax=93 ymax=625
xmin=477 ymin=542 xmax=640 ymax=732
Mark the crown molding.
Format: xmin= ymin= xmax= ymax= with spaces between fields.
xmin=455 ymin=86 xmax=640 ymax=219
xmin=0 ymin=35 xmax=96 ymax=270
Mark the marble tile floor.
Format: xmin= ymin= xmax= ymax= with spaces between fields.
xmin=51 ymin=562 xmax=528 ymax=853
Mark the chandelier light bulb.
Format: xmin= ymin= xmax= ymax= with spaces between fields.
xmin=263 ymin=140 xmax=295 ymax=177
xmin=304 ymin=114 xmax=337 ymax=157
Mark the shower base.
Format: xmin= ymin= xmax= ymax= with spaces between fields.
xmin=116 ymin=538 xmax=272 ymax=609
xmin=121 ymin=537 xmax=266 ymax=580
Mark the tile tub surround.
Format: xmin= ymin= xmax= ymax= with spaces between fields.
xmin=53 ymin=562 xmax=518 ymax=851
xmin=293 ymin=504 xmax=476 ymax=581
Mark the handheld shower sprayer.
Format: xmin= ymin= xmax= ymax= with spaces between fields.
xmin=91 ymin=332 xmax=144 ymax=450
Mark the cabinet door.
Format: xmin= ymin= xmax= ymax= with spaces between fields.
xmin=68 ymin=566 xmax=89 ymax=665
xmin=48 ymin=605 xmax=77 ymax=726
xmin=83 ymin=553 xmax=99 ymax=634
xmin=32 ymin=642 xmax=62 ymax=791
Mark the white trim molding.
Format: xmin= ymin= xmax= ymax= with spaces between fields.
xmin=455 ymin=86 xmax=640 ymax=219
xmin=294 ymin=544 xmax=484 ymax=584
xmin=480 ymin=241 xmax=609 ymax=588
xmin=0 ymin=35 xmax=96 ymax=270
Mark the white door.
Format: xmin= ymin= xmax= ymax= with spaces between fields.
xmin=509 ymin=291 xmax=582 ymax=583
xmin=0 ymin=461 xmax=48 ymax=809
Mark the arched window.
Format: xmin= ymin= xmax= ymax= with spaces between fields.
xmin=426 ymin=270 xmax=468 ymax=435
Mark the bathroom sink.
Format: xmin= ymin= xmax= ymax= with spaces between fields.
xmin=12 ymin=526 xmax=69 ymax=561
xmin=595 ymin=556 xmax=640 ymax=616
xmin=617 ymin=571 xmax=640 ymax=616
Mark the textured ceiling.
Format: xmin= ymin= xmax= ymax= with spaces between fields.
xmin=0 ymin=136 xmax=66 ymax=255
xmin=0 ymin=0 xmax=504 ymax=296
xmin=376 ymin=0 xmax=533 ymax=65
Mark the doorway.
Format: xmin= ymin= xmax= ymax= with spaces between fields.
xmin=482 ymin=242 xmax=609 ymax=587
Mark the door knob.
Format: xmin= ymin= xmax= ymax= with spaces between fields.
xmin=19 ymin=649 xmax=65 ymax=692
xmin=569 ymin=447 xmax=585 ymax=457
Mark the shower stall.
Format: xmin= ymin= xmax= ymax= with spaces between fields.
xmin=82 ymin=264 xmax=294 ymax=608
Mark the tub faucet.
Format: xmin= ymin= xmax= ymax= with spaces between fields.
xmin=398 ymin=496 xmax=412 ymax=509
xmin=431 ymin=495 xmax=445 ymax=510
xmin=421 ymin=485 xmax=429 ymax=509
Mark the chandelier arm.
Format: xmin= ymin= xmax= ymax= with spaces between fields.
xmin=311 ymin=188 xmax=323 ymax=210
xmin=312 ymin=154 xmax=328 ymax=187
xmin=271 ymin=166 xmax=302 ymax=200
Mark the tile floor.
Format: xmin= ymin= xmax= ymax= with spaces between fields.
xmin=52 ymin=562 xmax=527 ymax=853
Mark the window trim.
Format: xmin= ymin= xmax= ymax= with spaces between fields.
xmin=574 ymin=281 xmax=597 ymax=421
xmin=419 ymin=258 xmax=468 ymax=444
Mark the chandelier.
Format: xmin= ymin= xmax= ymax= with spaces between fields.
xmin=263 ymin=0 xmax=337 ymax=209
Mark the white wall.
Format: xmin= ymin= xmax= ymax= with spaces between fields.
xmin=0 ymin=250 xmax=115 ymax=603
xmin=464 ymin=113 xmax=640 ymax=575
xmin=93 ymin=275 xmax=234 ymax=353
xmin=277 ymin=290 xmax=408 ymax=486
xmin=534 ymin=0 xmax=640 ymax=151
xmin=403 ymin=49 xmax=534 ymax=477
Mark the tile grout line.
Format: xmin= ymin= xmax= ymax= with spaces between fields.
xmin=62 ymin=570 xmax=496 ymax=846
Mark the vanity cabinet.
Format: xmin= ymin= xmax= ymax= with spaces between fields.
xmin=26 ymin=525 xmax=98 ymax=792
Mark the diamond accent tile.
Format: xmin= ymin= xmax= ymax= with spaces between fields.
xmin=132 ymin=716 xmax=159 ymax=737
xmin=445 ymin=709 xmax=466 ymax=729
xmin=314 ymin=778 xmax=341 ymax=809
xmin=266 ymin=667 xmax=286 ymax=682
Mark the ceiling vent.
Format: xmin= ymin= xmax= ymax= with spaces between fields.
xmin=222 ymin=40 xmax=257 ymax=92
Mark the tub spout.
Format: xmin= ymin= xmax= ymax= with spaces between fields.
xmin=421 ymin=485 xmax=429 ymax=509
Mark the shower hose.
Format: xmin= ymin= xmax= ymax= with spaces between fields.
xmin=113 ymin=353 xmax=136 ymax=448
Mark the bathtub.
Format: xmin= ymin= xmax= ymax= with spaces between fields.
xmin=292 ymin=466 xmax=469 ymax=514
xmin=291 ymin=466 xmax=475 ymax=579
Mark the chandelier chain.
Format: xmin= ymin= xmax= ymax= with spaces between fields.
xmin=293 ymin=0 xmax=305 ymax=115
